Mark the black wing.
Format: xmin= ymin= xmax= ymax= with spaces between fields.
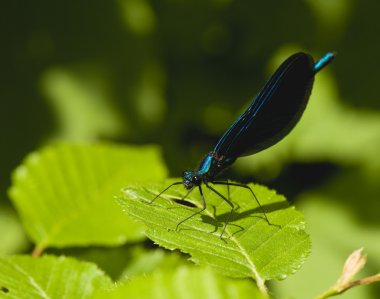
xmin=213 ymin=52 xmax=315 ymax=158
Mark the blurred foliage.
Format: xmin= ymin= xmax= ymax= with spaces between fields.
xmin=93 ymin=266 xmax=266 ymax=299
xmin=0 ymin=204 xmax=29 ymax=255
xmin=1 ymin=0 xmax=380 ymax=298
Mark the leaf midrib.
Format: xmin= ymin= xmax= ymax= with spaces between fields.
xmin=199 ymin=199 xmax=266 ymax=290
xmin=12 ymin=262 xmax=50 ymax=299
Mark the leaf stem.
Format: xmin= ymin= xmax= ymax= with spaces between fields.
xmin=257 ymin=280 xmax=268 ymax=296
xmin=347 ymin=273 xmax=380 ymax=291
xmin=32 ymin=245 xmax=44 ymax=257
xmin=314 ymin=288 xmax=339 ymax=299
xmin=314 ymin=273 xmax=380 ymax=299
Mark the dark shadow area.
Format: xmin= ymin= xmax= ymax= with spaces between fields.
xmin=334 ymin=0 xmax=380 ymax=109
xmin=173 ymin=198 xmax=197 ymax=208
xmin=268 ymin=162 xmax=341 ymax=202
xmin=220 ymin=162 xmax=340 ymax=203
xmin=196 ymin=201 xmax=286 ymax=236
xmin=318 ymin=166 xmax=380 ymax=227
xmin=209 ymin=200 xmax=290 ymax=223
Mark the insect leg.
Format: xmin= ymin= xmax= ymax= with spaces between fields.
xmin=209 ymin=178 xmax=230 ymax=199
xmin=175 ymin=185 xmax=206 ymax=231
xmin=226 ymin=179 xmax=230 ymax=201
xmin=205 ymin=183 xmax=234 ymax=238
xmin=149 ymin=181 xmax=183 ymax=204
xmin=212 ymin=181 xmax=270 ymax=224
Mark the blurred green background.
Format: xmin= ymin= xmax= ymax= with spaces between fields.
xmin=1 ymin=0 xmax=380 ymax=298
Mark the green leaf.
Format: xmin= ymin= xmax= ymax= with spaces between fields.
xmin=9 ymin=143 xmax=167 ymax=252
xmin=0 ymin=205 xmax=29 ymax=254
xmin=119 ymin=181 xmax=310 ymax=291
xmin=94 ymin=266 xmax=266 ymax=299
xmin=0 ymin=255 xmax=112 ymax=299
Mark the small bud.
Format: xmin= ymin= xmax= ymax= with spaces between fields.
xmin=315 ymin=248 xmax=380 ymax=299
xmin=335 ymin=248 xmax=366 ymax=291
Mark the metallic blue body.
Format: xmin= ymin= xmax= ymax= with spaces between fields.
xmin=183 ymin=52 xmax=335 ymax=190
xmin=198 ymin=154 xmax=213 ymax=175
xmin=154 ymin=51 xmax=335 ymax=237
xmin=313 ymin=52 xmax=335 ymax=73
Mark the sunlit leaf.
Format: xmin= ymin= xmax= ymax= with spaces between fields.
xmin=94 ymin=266 xmax=266 ymax=299
xmin=119 ymin=180 xmax=310 ymax=291
xmin=0 ymin=205 xmax=29 ymax=254
xmin=0 ymin=255 xmax=112 ymax=299
xmin=9 ymin=143 xmax=167 ymax=253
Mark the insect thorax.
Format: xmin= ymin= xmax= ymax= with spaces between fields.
xmin=197 ymin=152 xmax=236 ymax=179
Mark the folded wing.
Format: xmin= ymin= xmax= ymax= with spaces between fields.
xmin=213 ymin=52 xmax=315 ymax=158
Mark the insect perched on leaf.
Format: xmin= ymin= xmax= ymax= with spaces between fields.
xmin=151 ymin=52 xmax=335 ymax=237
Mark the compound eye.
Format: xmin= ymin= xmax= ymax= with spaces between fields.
xmin=192 ymin=176 xmax=199 ymax=183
